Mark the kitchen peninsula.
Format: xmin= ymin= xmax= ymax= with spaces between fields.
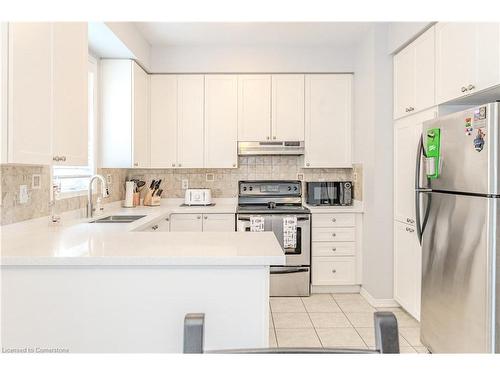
xmin=1 ymin=200 xmax=285 ymax=353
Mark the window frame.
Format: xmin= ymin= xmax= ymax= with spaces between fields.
xmin=53 ymin=55 xmax=99 ymax=199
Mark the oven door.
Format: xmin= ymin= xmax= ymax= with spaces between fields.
xmin=236 ymin=213 xmax=310 ymax=266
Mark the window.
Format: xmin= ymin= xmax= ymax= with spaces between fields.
xmin=53 ymin=57 xmax=98 ymax=197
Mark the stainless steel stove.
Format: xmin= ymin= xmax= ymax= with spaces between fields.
xmin=236 ymin=180 xmax=311 ymax=297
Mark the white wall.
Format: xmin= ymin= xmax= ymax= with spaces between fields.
xmin=150 ymin=45 xmax=355 ymax=73
xmin=353 ymin=23 xmax=394 ymax=300
xmin=387 ymin=22 xmax=432 ymax=54
xmin=105 ymin=22 xmax=152 ymax=71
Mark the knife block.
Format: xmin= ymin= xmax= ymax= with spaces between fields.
xmin=143 ymin=188 xmax=161 ymax=206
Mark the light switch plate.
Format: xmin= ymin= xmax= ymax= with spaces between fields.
xmin=32 ymin=174 xmax=41 ymax=189
xmin=19 ymin=185 xmax=29 ymax=204
xmin=106 ymin=174 xmax=112 ymax=184
xmin=181 ymin=179 xmax=189 ymax=189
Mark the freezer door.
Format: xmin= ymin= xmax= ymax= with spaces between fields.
xmin=421 ymin=191 xmax=496 ymax=353
xmin=422 ymin=102 xmax=499 ymax=195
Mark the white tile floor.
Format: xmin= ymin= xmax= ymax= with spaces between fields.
xmin=269 ymin=293 xmax=429 ymax=353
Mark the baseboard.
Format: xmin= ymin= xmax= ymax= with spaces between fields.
xmin=311 ymin=285 xmax=361 ymax=294
xmin=360 ymin=287 xmax=400 ymax=308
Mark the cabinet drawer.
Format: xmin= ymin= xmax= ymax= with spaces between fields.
xmin=312 ymin=242 xmax=355 ymax=257
xmin=312 ymin=257 xmax=356 ymax=285
xmin=312 ymin=213 xmax=355 ymax=228
xmin=312 ymin=227 xmax=355 ymax=242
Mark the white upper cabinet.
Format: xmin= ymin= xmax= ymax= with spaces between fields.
xmin=237 ymin=75 xmax=271 ymax=141
xmin=51 ymin=22 xmax=88 ymax=166
xmin=304 ymin=74 xmax=352 ymax=168
xmin=271 ymin=74 xmax=305 ymax=141
xmin=204 ymin=75 xmax=238 ymax=168
xmin=393 ymin=26 xmax=435 ymax=119
xmin=7 ymin=22 xmax=88 ymax=166
xmin=132 ymin=62 xmax=150 ymax=168
xmin=7 ymin=23 xmax=52 ymax=165
xmin=177 ymin=75 xmax=204 ymax=168
xmin=436 ymin=22 xmax=500 ymax=104
xmin=101 ymin=60 xmax=149 ymax=168
xmin=150 ymin=75 xmax=177 ymax=168
xmin=393 ymin=108 xmax=436 ymax=224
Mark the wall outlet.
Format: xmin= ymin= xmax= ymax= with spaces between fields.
xmin=206 ymin=173 xmax=214 ymax=182
xmin=106 ymin=174 xmax=112 ymax=184
xmin=353 ymin=171 xmax=358 ymax=182
xmin=296 ymin=173 xmax=304 ymax=181
xmin=19 ymin=185 xmax=29 ymax=204
xmin=181 ymin=179 xmax=189 ymax=189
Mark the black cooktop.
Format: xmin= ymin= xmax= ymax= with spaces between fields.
xmin=236 ymin=205 xmax=310 ymax=215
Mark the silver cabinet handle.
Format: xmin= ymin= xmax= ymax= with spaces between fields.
xmin=331 ymin=248 xmax=337 ymax=252
xmin=468 ymin=84 xmax=475 ymax=91
xmin=197 ymin=216 xmax=201 ymax=219
xmin=405 ymin=227 xmax=415 ymax=233
xmin=152 ymin=225 xmax=159 ymax=230
xmin=306 ymin=163 xmax=310 ymax=167
xmin=406 ymin=218 xmax=415 ymax=224
xmin=331 ymin=269 xmax=337 ymax=274
xmin=204 ymin=216 xmax=208 ymax=219
xmin=165 ymin=217 xmax=169 ymax=221
xmin=134 ymin=162 xmax=138 ymax=167
xmin=273 ymin=136 xmax=276 ymax=140
xmin=61 ymin=156 xmax=66 ymax=162
xmin=461 ymin=86 xmax=468 ymax=93
xmin=266 ymin=136 xmax=270 ymax=140
xmin=232 ymin=163 xmax=236 ymax=167
xmin=53 ymin=156 xmax=60 ymax=161
xmin=178 ymin=163 xmax=182 ymax=167
xmin=171 ymin=163 xmax=175 ymax=167
xmin=405 ymin=107 xmax=410 ymax=112
xmin=408 ymin=107 xmax=414 ymax=112
xmin=332 ymin=233 xmax=336 ymax=237
xmin=331 ymin=218 xmax=337 ymax=223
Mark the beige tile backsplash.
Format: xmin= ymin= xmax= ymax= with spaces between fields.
xmin=1 ymin=156 xmax=362 ymax=225
xmin=0 ymin=164 xmax=126 ymax=225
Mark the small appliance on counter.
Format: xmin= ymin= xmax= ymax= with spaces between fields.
xmin=183 ymin=188 xmax=213 ymax=206
xmin=306 ymin=181 xmax=353 ymax=206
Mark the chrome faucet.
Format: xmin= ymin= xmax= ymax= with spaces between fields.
xmin=87 ymin=175 xmax=109 ymax=218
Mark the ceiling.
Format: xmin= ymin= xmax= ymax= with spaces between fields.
xmin=135 ymin=22 xmax=374 ymax=47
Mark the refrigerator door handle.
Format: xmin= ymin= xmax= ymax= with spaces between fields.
xmin=415 ymin=135 xmax=432 ymax=245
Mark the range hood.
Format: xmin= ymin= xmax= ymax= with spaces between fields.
xmin=238 ymin=141 xmax=304 ymax=155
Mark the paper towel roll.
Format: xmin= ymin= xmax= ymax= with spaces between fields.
xmin=123 ymin=181 xmax=135 ymax=208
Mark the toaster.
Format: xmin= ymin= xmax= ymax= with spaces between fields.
xmin=184 ymin=188 xmax=212 ymax=206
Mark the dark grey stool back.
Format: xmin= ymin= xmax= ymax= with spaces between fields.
xmin=184 ymin=311 xmax=399 ymax=354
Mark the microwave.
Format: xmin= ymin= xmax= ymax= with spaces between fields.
xmin=306 ymin=181 xmax=353 ymax=206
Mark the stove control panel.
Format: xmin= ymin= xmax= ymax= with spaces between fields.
xmin=239 ymin=180 xmax=302 ymax=197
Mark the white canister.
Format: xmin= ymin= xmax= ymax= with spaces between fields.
xmin=123 ymin=181 xmax=135 ymax=208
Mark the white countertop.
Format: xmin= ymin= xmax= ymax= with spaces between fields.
xmin=1 ymin=198 xmax=285 ymax=267
xmin=304 ymin=200 xmax=364 ymax=213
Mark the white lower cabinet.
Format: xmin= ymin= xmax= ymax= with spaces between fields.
xmin=311 ymin=212 xmax=360 ymax=288
xmin=169 ymin=213 xmax=235 ymax=232
xmin=393 ymin=220 xmax=421 ymax=320
xmin=202 ymin=214 xmax=235 ymax=232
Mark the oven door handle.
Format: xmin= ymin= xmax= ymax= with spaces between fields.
xmin=237 ymin=215 xmax=310 ymax=221
xmin=270 ymin=267 xmax=309 ymax=275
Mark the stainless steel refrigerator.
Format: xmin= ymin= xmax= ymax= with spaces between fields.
xmin=415 ymin=102 xmax=500 ymax=353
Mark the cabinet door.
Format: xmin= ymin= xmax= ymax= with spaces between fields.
xmin=394 ymin=221 xmax=421 ymax=320
xmin=271 ymin=74 xmax=304 ymax=141
xmin=312 ymin=257 xmax=356 ymax=286
xmin=177 ymin=75 xmax=204 ymax=168
xmin=132 ymin=62 xmax=150 ymax=168
xmin=237 ymin=75 xmax=271 ymax=141
xmin=435 ymin=22 xmax=475 ymax=104
xmin=202 ymin=214 xmax=235 ymax=232
xmin=393 ymin=46 xmax=415 ymax=119
xmin=474 ymin=23 xmax=500 ymax=93
xmin=169 ymin=214 xmax=203 ymax=232
xmin=204 ymin=75 xmax=238 ymax=168
xmin=150 ymin=75 xmax=177 ymax=168
xmin=52 ymin=22 xmax=88 ymax=166
xmin=304 ymin=74 xmax=352 ymax=168
xmin=393 ymin=108 xmax=436 ymax=224
xmin=7 ymin=23 xmax=52 ymax=165
xmin=414 ymin=26 xmax=435 ymax=113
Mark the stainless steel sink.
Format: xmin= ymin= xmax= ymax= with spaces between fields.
xmin=90 ymin=215 xmax=146 ymax=223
